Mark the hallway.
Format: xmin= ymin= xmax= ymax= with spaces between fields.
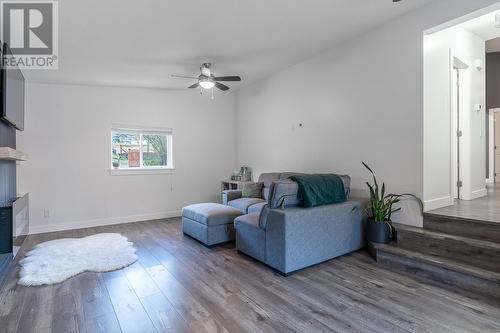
xmin=430 ymin=184 xmax=500 ymax=223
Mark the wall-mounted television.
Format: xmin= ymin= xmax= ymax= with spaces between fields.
xmin=1 ymin=43 xmax=25 ymax=131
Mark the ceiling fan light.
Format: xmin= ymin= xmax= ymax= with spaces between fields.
xmin=199 ymin=80 xmax=215 ymax=89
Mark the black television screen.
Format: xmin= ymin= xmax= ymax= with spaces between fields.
xmin=1 ymin=43 xmax=25 ymax=131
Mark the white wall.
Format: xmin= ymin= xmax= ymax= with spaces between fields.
xmin=235 ymin=0 xmax=499 ymax=227
xmin=424 ymin=26 xmax=486 ymax=209
xmin=18 ymin=83 xmax=236 ymax=233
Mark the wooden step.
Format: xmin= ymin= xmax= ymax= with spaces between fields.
xmin=371 ymin=242 xmax=500 ymax=303
xmin=394 ymin=223 xmax=500 ymax=272
xmin=423 ymin=213 xmax=500 ymax=243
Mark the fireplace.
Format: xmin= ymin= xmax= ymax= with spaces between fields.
xmin=13 ymin=193 xmax=29 ymax=258
xmin=0 ymin=193 xmax=29 ymax=259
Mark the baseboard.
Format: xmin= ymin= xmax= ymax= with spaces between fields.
xmin=424 ymin=196 xmax=452 ymax=212
xmin=28 ymin=210 xmax=182 ymax=234
xmin=470 ymin=188 xmax=487 ymax=200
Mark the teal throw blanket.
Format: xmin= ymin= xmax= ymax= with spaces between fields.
xmin=290 ymin=174 xmax=346 ymax=208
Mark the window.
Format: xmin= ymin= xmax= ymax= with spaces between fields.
xmin=110 ymin=125 xmax=173 ymax=174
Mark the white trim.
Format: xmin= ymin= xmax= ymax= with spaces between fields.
xmin=108 ymin=168 xmax=175 ymax=176
xmin=470 ymin=188 xmax=487 ymax=200
xmin=424 ymin=196 xmax=453 ymax=212
xmin=450 ymin=50 xmax=457 ymax=201
xmin=488 ymin=108 xmax=500 ymax=183
xmin=111 ymin=123 xmax=173 ymax=134
xmin=28 ymin=210 xmax=182 ymax=234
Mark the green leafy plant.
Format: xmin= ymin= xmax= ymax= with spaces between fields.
xmin=362 ymin=161 xmax=423 ymax=223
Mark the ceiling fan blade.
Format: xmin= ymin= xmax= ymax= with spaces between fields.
xmin=172 ymin=75 xmax=199 ymax=79
xmin=215 ymin=82 xmax=230 ymax=91
xmin=188 ymin=83 xmax=199 ymax=89
xmin=214 ymin=76 xmax=241 ymax=82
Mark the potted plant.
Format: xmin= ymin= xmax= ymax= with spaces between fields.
xmin=362 ymin=162 xmax=422 ymax=244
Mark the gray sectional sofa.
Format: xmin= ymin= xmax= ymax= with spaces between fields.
xmin=223 ymin=172 xmax=367 ymax=275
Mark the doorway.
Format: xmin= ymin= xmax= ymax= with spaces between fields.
xmin=423 ymin=3 xmax=500 ymax=222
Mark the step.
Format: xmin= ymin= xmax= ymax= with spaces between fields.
xmin=371 ymin=242 xmax=500 ymax=303
xmin=394 ymin=223 xmax=500 ymax=272
xmin=423 ymin=213 xmax=500 ymax=243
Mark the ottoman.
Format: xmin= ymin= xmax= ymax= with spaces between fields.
xmin=182 ymin=203 xmax=243 ymax=246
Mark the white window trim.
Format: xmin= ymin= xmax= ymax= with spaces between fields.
xmin=110 ymin=124 xmax=174 ymax=175
xmin=108 ymin=168 xmax=175 ymax=176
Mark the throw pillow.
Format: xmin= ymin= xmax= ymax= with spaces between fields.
xmin=242 ymin=182 xmax=264 ymax=198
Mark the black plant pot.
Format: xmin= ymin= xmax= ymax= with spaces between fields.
xmin=367 ymin=219 xmax=392 ymax=244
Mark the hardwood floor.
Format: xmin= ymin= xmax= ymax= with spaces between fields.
xmin=1 ymin=218 xmax=500 ymax=333
xmin=430 ymin=184 xmax=500 ymax=223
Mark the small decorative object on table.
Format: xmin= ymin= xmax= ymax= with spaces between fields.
xmin=362 ymin=162 xmax=423 ymax=244
xmin=231 ymin=166 xmax=252 ymax=181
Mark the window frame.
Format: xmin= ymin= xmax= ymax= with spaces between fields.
xmin=109 ymin=124 xmax=174 ymax=175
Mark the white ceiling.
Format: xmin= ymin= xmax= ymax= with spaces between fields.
xmin=24 ymin=0 xmax=435 ymax=90
xmin=460 ymin=10 xmax=500 ymax=52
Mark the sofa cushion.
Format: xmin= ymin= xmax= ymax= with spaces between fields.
xmin=234 ymin=213 xmax=266 ymax=262
xmin=279 ymin=172 xmax=308 ymax=180
xmin=258 ymin=173 xmax=281 ymax=188
xmin=262 ymin=187 xmax=270 ymax=201
xmin=234 ymin=213 xmax=260 ymax=228
xmin=242 ymin=182 xmax=264 ymax=198
xmin=228 ymin=197 xmax=266 ymax=214
xmin=182 ymin=203 xmax=242 ymax=226
xmin=248 ymin=201 xmax=267 ymax=214
xmin=268 ymin=180 xmax=301 ymax=209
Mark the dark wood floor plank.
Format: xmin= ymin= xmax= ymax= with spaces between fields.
xmin=103 ymin=275 xmax=157 ymax=333
xmin=123 ymin=262 xmax=161 ymax=298
xmin=140 ymin=292 xmax=192 ymax=333
xmin=85 ymin=312 xmax=122 ymax=333
xmin=51 ymin=283 xmax=86 ymax=333
xmin=145 ymin=264 xmax=211 ymax=324
xmin=78 ymin=273 xmax=115 ymax=320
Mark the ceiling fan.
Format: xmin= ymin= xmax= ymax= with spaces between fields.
xmin=171 ymin=63 xmax=241 ymax=91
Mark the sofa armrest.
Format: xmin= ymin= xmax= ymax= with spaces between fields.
xmin=222 ymin=190 xmax=242 ymax=205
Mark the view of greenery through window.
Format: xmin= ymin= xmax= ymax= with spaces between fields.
xmin=111 ymin=132 xmax=170 ymax=169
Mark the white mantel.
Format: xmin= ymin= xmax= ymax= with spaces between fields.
xmin=0 ymin=147 xmax=28 ymax=161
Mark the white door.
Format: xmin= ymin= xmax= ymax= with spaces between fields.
xmin=495 ymin=113 xmax=500 ymax=183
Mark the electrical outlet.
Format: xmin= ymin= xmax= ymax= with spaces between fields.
xmin=43 ymin=209 xmax=50 ymax=218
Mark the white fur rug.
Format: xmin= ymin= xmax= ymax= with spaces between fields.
xmin=19 ymin=233 xmax=137 ymax=286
